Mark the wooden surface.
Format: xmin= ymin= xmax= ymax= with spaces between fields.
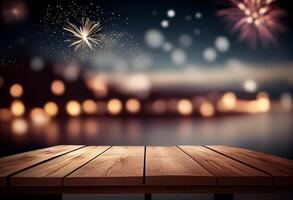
xmin=0 ymin=145 xmax=293 ymax=192
xmin=205 ymin=145 xmax=293 ymax=185
xmin=65 ymin=146 xmax=144 ymax=186
xmin=0 ymin=145 xmax=84 ymax=186
xmin=146 ymin=146 xmax=215 ymax=185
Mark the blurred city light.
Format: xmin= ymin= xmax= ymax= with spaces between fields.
xmin=10 ymin=83 xmax=23 ymax=98
xmin=51 ymin=80 xmax=65 ymax=96
xmin=107 ymin=99 xmax=122 ymax=115
xmin=10 ymin=100 xmax=25 ymax=116
xmin=126 ymin=99 xmax=141 ymax=114
xmin=177 ymin=99 xmax=193 ymax=115
xmin=66 ymin=100 xmax=81 ymax=116
xmin=44 ymin=102 xmax=58 ymax=117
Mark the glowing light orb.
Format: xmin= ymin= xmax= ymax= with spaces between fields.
xmin=30 ymin=108 xmax=50 ymax=126
xmin=177 ymin=99 xmax=193 ymax=115
xmin=11 ymin=118 xmax=28 ymax=135
xmin=1 ymin=0 xmax=28 ymax=24
xmin=215 ymin=36 xmax=230 ymax=52
xmin=11 ymin=100 xmax=25 ymax=116
xmin=126 ymin=99 xmax=141 ymax=114
xmin=145 ymin=29 xmax=165 ymax=48
xmin=44 ymin=102 xmax=58 ymax=117
xmin=200 ymin=102 xmax=215 ymax=117
xmin=51 ymin=80 xmax=65 ymax=96
xmin=243 ymin=80 xmax=258 ymax=93
xmin=66 ymin=101 xmax=81 ymax=116
xmin=161 ymin=20 xmax=169 ymax=28
xmin=107 ymin=99 xmax=122 ymax=115
xmin=203 ymin=48 xmax=217 ymax=62
xmin=82 ymin=100 xmax=97 ymax=114
xmin=10 ymin=83 xmax=23 ymax=98
xmin=167 ymin=9 xmax=175 ymax=18
xmin=171 ymin=49 xmax=187 ymax=65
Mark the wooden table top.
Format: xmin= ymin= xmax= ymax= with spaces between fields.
xmin=0 ymin=145 xmax=292 ymax=192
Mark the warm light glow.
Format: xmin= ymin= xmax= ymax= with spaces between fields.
xmin=0 ymin=108 xmax=12 ymax=121
xmin=82 ymin=99 xmax=97 ymax=114
xmin=11 ymin=118 xmax=28 ymax=135
xmin=218 ymin=92 xmax=237 ymax=111
xmin=10 ymin=83 xmax=23 ymax=98
xmin=257 ymin=92 xmax=271 ymax=112
xmin=10 ymin=100 xmax=25 ymax=116
xmin=126 ymin=99 xmax=141 ymax=114
xmin=107 ymin=99 xmax=122 ymax=115
xmin=200 ymin=102 xmax=215 ymax=117
xmin=66 ymin=101 xmax=81 ymax=116
xmin=51 ymin=80 xmax=65 ymax=95
xmin=177 ymin=99 xmax=193 ymax=115
xmin=152 ymin=100 xmax=167 ymax=114
xmin=30 ymin=108 xmax=50 ymax=126
xmin=86 ymin=75 xmax=108 ymax=97
xmin=44 ymin=102 xmax=58 ymax=117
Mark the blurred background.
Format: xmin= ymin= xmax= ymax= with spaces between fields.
xmin=0 ymin=0 xmax=293 ymax=164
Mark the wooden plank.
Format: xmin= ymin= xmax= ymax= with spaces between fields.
xmin=10 ymin=146 xmax=110 ymax=186
xmin=206 ymin=145 xmax=293 ymax=185
xmin=145 ymin=146 xmax=215 ymax=186
xmin=179 ymin=146 xmax=272 ymax=186
xmin=64 ymin=146 xmax=144 ymax=186
xmin=0 ymin=145 xmax=83 ymax=186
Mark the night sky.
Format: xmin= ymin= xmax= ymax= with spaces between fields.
xmin=0 ymin=0 xmax=293 ymax=106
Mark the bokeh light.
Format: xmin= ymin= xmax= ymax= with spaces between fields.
xmin=177 ymin=99 xmax=193 ymax=115
xmin=44 ymin=102 xmax=58 ymax=117
xmin=199 ymin=102 xmax=215 ymax=117
xmin=66 ymin=100 xmax=81 ymax=116
xmin=107 ymin=99 xmax=122 ymax=115
xmin=152 ymin=100 xmax=167 ymax=114
xmin=171 ymin=49 xmax=187 ymax=65
xmin=161 ymin=20 xmax=169 ymax=28
xmin=243 ymin=79 xmax=258 ymax=93
xmin=167 ymin=9 xmax=175 ymax=18
xmin=30 ymin=108 xmax=50 ymax=126
xmin=30 ymin=57 xmax=45 ymax=71
xmin=218 ymin=92 xmax=237 ymax=111
xmin=257 ymin=92 xmax=271 ymax=112
xmin=215 ymin=36 xmax=230 ymax=52
xmin=126 ymin=99 xmax=141 ymax=114
xmin=145 ymin=29 xmax=164 ymax=48
xmin=203 ymin=48 xmax=217 ymax=62
xmin=10 ymin=100 xmax=25 ymax=116
xmin=82 ymin=99 xmax=97 ymax=114
xmin=0 ymin=108 xmax=12 ymax=121
xmin=10 ymin=83 xmax=23 ymax=98
xmin=11 ymin=118 xmax=28 ymax=135
xmin=51 ymin=80 xmax=65 ymax=96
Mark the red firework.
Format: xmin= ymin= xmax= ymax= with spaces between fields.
xmin=218 ymin=0 xmax=286 ymax=48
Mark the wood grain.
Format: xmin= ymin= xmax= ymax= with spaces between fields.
xmin=145 ymin=146 xmax=215 ymax=186
xmin=0 ymin=145 xmax=83 ymax=186
xmin=179 ymin=146 xmax=272 ymax=185
xmin=64 ymin=146 xmax=144 ymax=186
xmin=10 ymin=146 xmax=110 ymax=186
xmin=206 ymin=145 xmax=293 ymax=185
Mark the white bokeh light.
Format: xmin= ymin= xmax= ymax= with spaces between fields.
xmin=178 ymin=34 xmax=193 ymax=48
xmin=162 ymin=42 xmax=173 ymax=52
xmin=215 ymin=36 xmax=230 ymax=52
xmin=167 ymin=9 xmax=175 ymax=18
xmin=30 ymin=57 xmax=45 ymax=71
xmin=171 ymin=49 xmax=187 ymax=65
xmin=195 ymin=12 xmax=202 ymax=19
xmin=161 ymin=20 xmax=169 ymax=28
xmin=243 ymin=80 xmax=258 ymax=93
xmin=203 ymin=48 xmax=217 ymax=62
xmin=145 ymin=29 xmax=165 ymax=49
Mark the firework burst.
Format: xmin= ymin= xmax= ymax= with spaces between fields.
xmin=63 ymin=18 xmax=103 ymax=51
xmin=218 ymin=0 xmax=286 ymax=48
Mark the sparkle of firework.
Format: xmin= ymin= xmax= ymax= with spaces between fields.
xmin=218 ymin=0 xmax=286 ymax=48
xmin=63 ymin=18 xmax=103 ymax=51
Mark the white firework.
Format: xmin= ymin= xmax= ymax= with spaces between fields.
xmin=63 ymin=18 xmax=103 ymax=51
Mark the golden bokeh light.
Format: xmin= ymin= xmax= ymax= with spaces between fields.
xmin=126 ymin=99 xmax=141 ymax=114
xmin=51 ymin=80 xmax=65 ymax=96
xmin=82 ymin=100 xmax=97 ymax=114
xmin=0 ymin=108 xmax=12 ymax=121
xmin=107 ymin=99 xmax=122 ymax=115
xmin=199 ymin=102 xmax=215 ymax=117
xmin=256 ymin=92 xmax=270 ymax=112
xmin=66 ymin=100 xmax=81 ymax=116
xmin=44 ymin=102 xmax=58 ymax=117
xmin=10 ymin=100 xmax=25 ymax=116
xmin=218 ymin=92 xmax=237 ymax=111
xmin=11 ymin=118 xmax=28 ymax=135
xmin=177 ymin=99 xmax=193 ymax=115
xmin=10 ymin=83 xmax=23 ymax=98
xmin=30 ymin=108 xmax=50 ymax=126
